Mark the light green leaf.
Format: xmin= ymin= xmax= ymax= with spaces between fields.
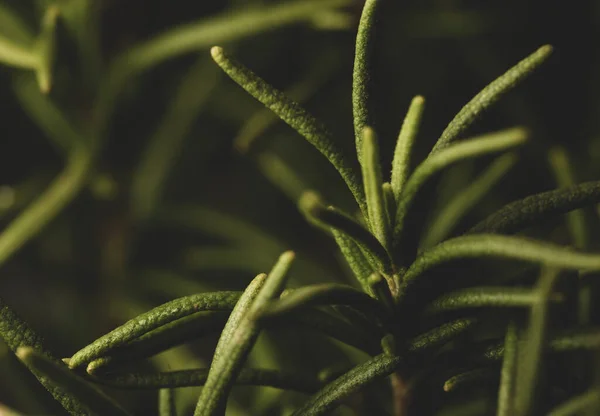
xmin=299 ymin=191 xmax=391 ymax=273
xmin=514 ymin=268 xmax=560 ymax=416
xmin=397 ymin=234 xmax=600 ymax=302
xmin=69 ymin=292 xmax=241 ymax=370
xmin=548 ymin=389 xmax=600 ymax=416
xmin=0 ymin=146 xmax=92 ymax=268
xmin=35 ymin=5 xmax=59 ymax=93
xmin=211 ymin=46 xmax=366 ymax=216
xmin=195 ymin=252 xmax=295 ymax=415
xmin=496 ymin=322 xmax=518 ymax=416
xmin=420 ymin=153 xmax=516 ymax=248
xmin=391 ymin=95 xmax=425 ymax=200
xmin=352 ymin=0 xmax=380 ymax=163
xmin=131 ymin=57 xmax=219 ymax=221
xmin=430 ymin=45 xmax=552 ymax=154
xmin=393 ymin=127 xmax=527 ymax=251
xmin=159 ymin=389 xmax=176 ymax=416
xmin=361 ymin=127 xmax=390 ymax=248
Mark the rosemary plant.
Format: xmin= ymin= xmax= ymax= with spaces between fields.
xmin=1 ymin=1 xmax=600 ymax=415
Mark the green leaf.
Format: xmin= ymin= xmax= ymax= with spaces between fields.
xmin=0 ymin=37 xmax=37 ymax=69
xmin=0 ymin=146 xmax=93 ymax=268
xmin=514 ymin=268 xmax=560 ymax=416
xmin=407 ymin=318 xmax=477 ymax=353
xmin=420 ymin=153 xmax=516 ymax=249
xmin=469 ymin=181 xmax=600 ymax=234
xmin=291 ymin=353 xmax=402 ymax=416
xmin=548 ymin=389 xmax=600 ymax=416
xmin=391 ymin=95 xmax=425 ymax=201
xmin=548 ymin=147 xmax=588 ymax=249
xmin=131 ymin=57 xmax=219 ymax=221
xmin=430 ymin=45 xmax=552 ymax=154
xmin=16 ymin=347 xmax=131 ymax=416
xmin=69 ymin=292 xmax=241 ymax=370
xmin=114 ymin=0 xmax=351 ymax=78
xmin=352 ymin=0 xmax=380 ymax=163
xmin=255 ymin=152 xmax=309 ymax=202
xmin=367 ymin=272 xmax=395 ymax=311
xmin=443 ymin=368 xmax=495 ymax=392
xmin=93 ymin=368 xmax=322 ymax=393
xmin=159 ymin=389 xmax=176 ymax=416
xmin=195 ymin=252 xmax=295 ymax=415
xmin=0 ymin=297 xmax=90 ymax=415
xmin=425 ymin=286 xmax=558 ymax=314
xmin=496 ymin=322 xmax=518 ymax=416
xmin=35 ymin=5 xmax=59 ymax=93
xmin=299 ymin=191 xmax=391 ymax=273
xmin=331 ymin=229 xmax=375 ymax=294
xmin=361 ymin=127 xmax=391 ymax=248
xmin=393 ymin=127 xmax=527 ymax=251
xmin=13 ymin=74 xmax=82 ymax=154
xmin=85 ymin=311 xmax=230 ymax=374
xmin=396 ymin=234 xmax=600 ymax=302
xmin=261 ymin=284 xmax=389 ymax=322
xmin=211 ymin=46 xmax=366 ymax=216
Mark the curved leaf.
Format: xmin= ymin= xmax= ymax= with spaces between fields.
xmin=69 ymin=292 xmax=241 ymax=369
xmin=195 ymin=252 xmax=295 ymax=416
xmin=430 ymin=45 xmax=552 ymax=154
xmin=393 ymin=127 xmax=527 ymax=250
xmin=291 ymin=353 xmax=402 ymax=416
xmin=391 ymin=95 xmax=425 ymax=200
xmin=17 ymin=347 xmax=131 ymax=416
xmin=420 ymin=153 xmax=516 ymax=248
xmin=396 ymin=234 xmax=600 ymax=302
xmin=468 ymin=181 xmax=600 ymax=234
xmin=211 ymin=46 xmax=366 ymax=215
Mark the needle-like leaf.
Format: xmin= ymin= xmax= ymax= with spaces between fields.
xmin=430 ymin=45 xmax=552 ymax=154
xmin=393 ymin=127 xmax=527 ymax=251
xmin=391 ymin=95 xmax=425 ymax=200
xmin=17 ymin=347 xmax=131 ymax=416
xmin=548 ymin=389 xmax=600 ymax=416
xmin=195 ymin=252 xmax=295 ymax=416
xmin=396 ymin=234 xmax=600 ymax=302
xmin=159 ymin=389 xmax=176 ymax=416
xmin=362 ymin=127 xmax=391 ymax=248
xmin=0 ymin=298 xmax=90 ymax=415
xmin=291 ymin=353 xmax=402 ymax=416
xmin=69 ymin=292 xmax=241 ymax=370
xmin=514 ymin=268 xmax=560 ymax=416
xmin=299 ymin=191 xmax=391 ymax=273
xmin=420 ymin=153 xmax=516 ymax=248
xmin=469 ymin=181 xmax=600 ymax=234
xmin=496 ymin=322 xmax=518 ymax=416
xmin=211 ymin=46 xmax=366 ymax=215
xmin=353 ymin=0 xmax=380 ymax=163
xmin=35 ymin=6 xmax=59 ymax=93
xmin=261 ymin=284 xmax=389 ymax=323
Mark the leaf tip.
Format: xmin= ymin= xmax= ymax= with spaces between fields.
xmin=210 ymin=46 xmax=224 ymax=61
xmin=412 ymin=95 xmax=425 ymax=105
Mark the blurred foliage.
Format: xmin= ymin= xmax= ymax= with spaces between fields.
xmin=0 ymin=0 xmax=598 ymax=415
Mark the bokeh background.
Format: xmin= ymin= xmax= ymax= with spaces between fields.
xmin=0 ymin=0 xmax=598 ymax=414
